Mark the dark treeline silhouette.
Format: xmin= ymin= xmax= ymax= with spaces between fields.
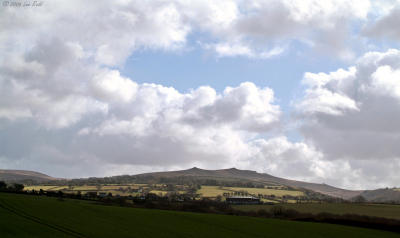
xmin=0 ymin=181 xmax=24 ymax=192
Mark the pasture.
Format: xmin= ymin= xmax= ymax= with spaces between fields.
xmin=0 ymin=192 xmax=399 ymax=238
xmin=233 ymin=203 xmax=400 ymax=220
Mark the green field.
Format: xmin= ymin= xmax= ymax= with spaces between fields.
xmin=233 ymin=203 xmax=400 ymax=220
xmin=0 ymin=193 xmax=399 ymax=238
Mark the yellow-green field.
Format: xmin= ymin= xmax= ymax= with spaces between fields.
xmin=23 ymin=186 xmax=65 ymax=191
xmin=227 ymin=187 xmax=303 ymax=197
xmin=197 ymin=186 xmax=303 ymax=198
xmin=197 ymin=186 xmax=229 ymax=197
xmin=260 ymin=198 xmax=279 ymax=203
xmin=150 ymin=190 xmax=169 ymax=196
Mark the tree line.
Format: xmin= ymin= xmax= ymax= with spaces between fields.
xmin=0 ymin=181 xmax=24 ymax=192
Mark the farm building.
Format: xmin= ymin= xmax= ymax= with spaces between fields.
xmin=226 ymin=196 xmax=261 ymax=204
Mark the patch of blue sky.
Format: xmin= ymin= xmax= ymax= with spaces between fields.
xmin=121 ymin=37 xmax=347 ymax=113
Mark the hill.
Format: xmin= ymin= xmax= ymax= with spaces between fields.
xmin=132 ymin=167 xmax=363 ymax=199
xmin=360 ymin=189 xmax=400 ymax=203
xmin=6 ymin=167 xmax=400 ymax=202
xmin=0 ymin=192 xmax=398 ymax=238
xmin=0 ymin=170 xmax=57 ymax=183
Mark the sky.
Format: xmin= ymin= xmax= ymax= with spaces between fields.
xmin=1 ymin=0 xmax=400 ymax=189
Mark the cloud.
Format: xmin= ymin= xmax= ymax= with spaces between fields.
xmin=296 ymin=49 xmax=400 ymax=161
xmin=74 ymin=81 xmax=282 ymax=169
xmin=0 ymin=39 xmax=107 ymax=128
xmin=0 ymin=81 xmax=279 ymax=179
xmin=0 ymin=0 xmax=190 ymax=67
xmin=364 ymin=5 xmax=400 ymax=41
xmin=197 ymin=0 xmax=371 ymax=59
xmin=0 ymin=1 xmax=267 ymax=178
xmin=0 ymin=48 xmax=283 ymax=177
xmin=235 ymin=136 xmax=400 ymax=190
xmin=2 ymin=0 xmax=400 ymax=190
xmin=0 ymin=0 xmax=387 ymax=62
xmin=205 ymin=42 xmax=285 ymax=59
xmin=297 ymin=67 xmax=360 ymax=116
xmin=91 ymin=70 xmax=138 ymax=103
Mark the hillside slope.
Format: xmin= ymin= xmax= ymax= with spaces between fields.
xmin=360 ymin=189 xmax=400 ymax=203
xmin=9 ymin=167 xmax=400 ymax=201
xmin=134 ymin=167 xmax=363 ymax=199
xmin=0 ymin=170 xmax=56 ymax=182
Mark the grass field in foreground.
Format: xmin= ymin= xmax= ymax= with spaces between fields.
xmin=233 ymin=203 xmax=400 ymax=220
xmin=0 ymin=193 xmax=399 ymax=238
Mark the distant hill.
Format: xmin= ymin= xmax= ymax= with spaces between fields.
xmin=0 ymin=169 xmax=57 ymax=182
xmin=5 ymin=167 xmax=400 ymax=202
xmin=360 ymin=189 xmax=400 ymax=203
xmin=131 ymin=167 xmax=363 ymax=200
